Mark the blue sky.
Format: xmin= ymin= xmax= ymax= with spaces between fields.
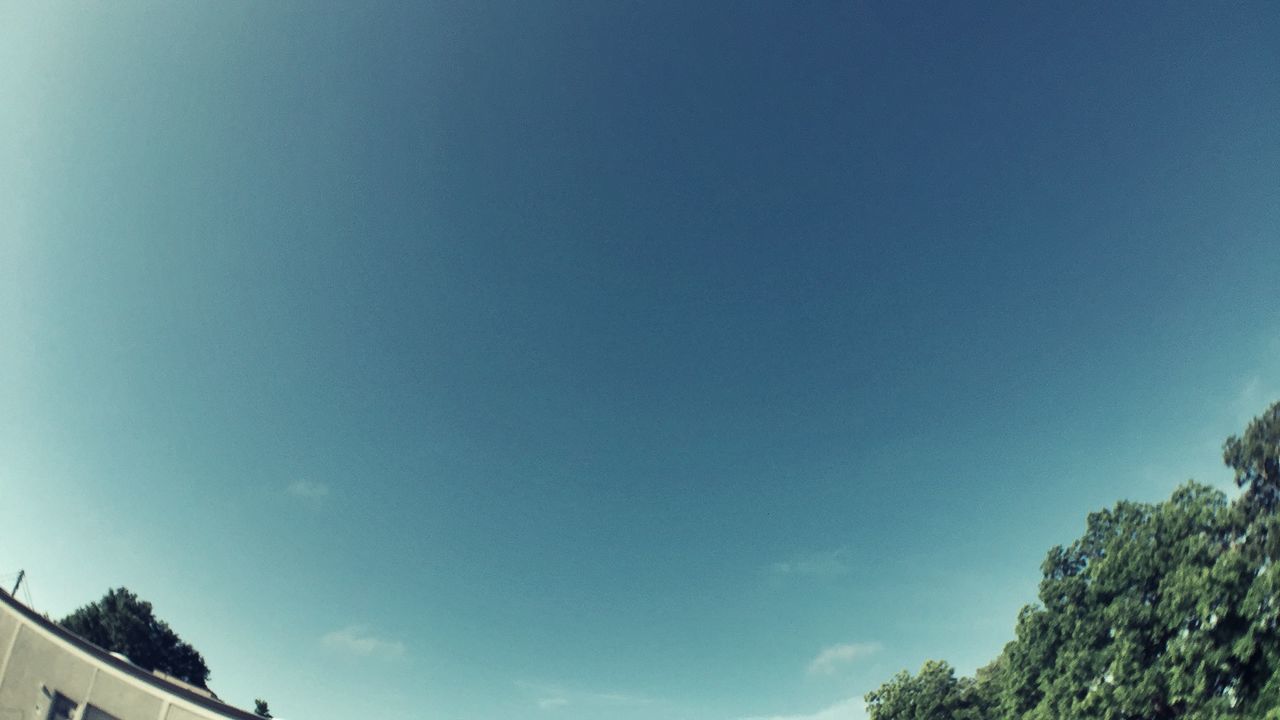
xmin=2 ymin=2 xmax=1279 ymax=719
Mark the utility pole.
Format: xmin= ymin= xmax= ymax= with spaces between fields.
xmin=10 ymin=570 xmax=23 ymax=597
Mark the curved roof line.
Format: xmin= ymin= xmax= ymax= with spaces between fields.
xmin=0 ymin=589 xmax=266 ymax=720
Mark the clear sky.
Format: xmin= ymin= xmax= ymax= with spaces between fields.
xmin=2 ymin=2 xmax=1279 ymax=719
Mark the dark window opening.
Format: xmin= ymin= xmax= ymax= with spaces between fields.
xmin=46 ymin=692 xmax=77 ymax=720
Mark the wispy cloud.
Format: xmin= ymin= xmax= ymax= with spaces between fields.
xmin=321 ymin=625 xmax=405 ymax=659
xmin=807 ymin=642 xmax=882 ymax=675
xmin=516 ymin=681 xmax=651 ymax=711
xmin=741 ymin=695 xmax=868 ymax=720
xmin=287 ymin=479 xmax=330 ymax=501
xmin=768 ymin=548 xmax=850 ymax=578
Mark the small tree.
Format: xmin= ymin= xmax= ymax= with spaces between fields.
xmin=253 ymin=699 xmax=273 ymax=718
xmin=60 ymin=587 xmax=210 ymax=687
xmin=865 ymin=660 xmax=989 ymax=720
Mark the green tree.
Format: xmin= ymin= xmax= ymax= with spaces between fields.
xmin=1226 ymin=401 xmax=1280 ymax=719
xmin=1224 ymin=400 xmax=1280 ymax=518
xmin=1023 ymin=484 xmax=1260 ymax=719
xmin=864 ymin=399 xmax=1280 ymax=720
xmin=865 ymin=660 xmax=990 ymax=720
xmin=60 ymin=587 xmax=211 ymax=688
xmin=253 ymin=699 xmax=273 ymax=718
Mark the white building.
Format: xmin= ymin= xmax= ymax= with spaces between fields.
xmin=0 ymin=589 xmax=265 ymax=720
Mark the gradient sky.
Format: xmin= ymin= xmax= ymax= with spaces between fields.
xmin=3 ymin=2 xmax=1279 ymax=720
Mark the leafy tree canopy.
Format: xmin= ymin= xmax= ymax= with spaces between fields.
xmin=866 ymin=400 xmax=1280 ymax=720
xmin=865 ymin=660 xmax=990 ymax=720
xmin=60 ymin=587 xmax=211 ymax=688
xmin=1225 ymin=400 xmax=1280 ymax=513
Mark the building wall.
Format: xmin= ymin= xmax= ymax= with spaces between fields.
xmin=0 ymin=593 xmax=262 ymax=720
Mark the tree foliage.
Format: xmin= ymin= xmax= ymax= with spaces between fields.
xmin=253 ymin=699 xmax=273 ymax=718
xmin=867 ymin=400 xmax=1280 ymax=720
xmin=60 ymin=587 xmax=211 ymax=688
xmin=1225 ymin=401 xmax=1280 ymax=516
xmin=865 ymin=660 xmax=991 ymax=720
